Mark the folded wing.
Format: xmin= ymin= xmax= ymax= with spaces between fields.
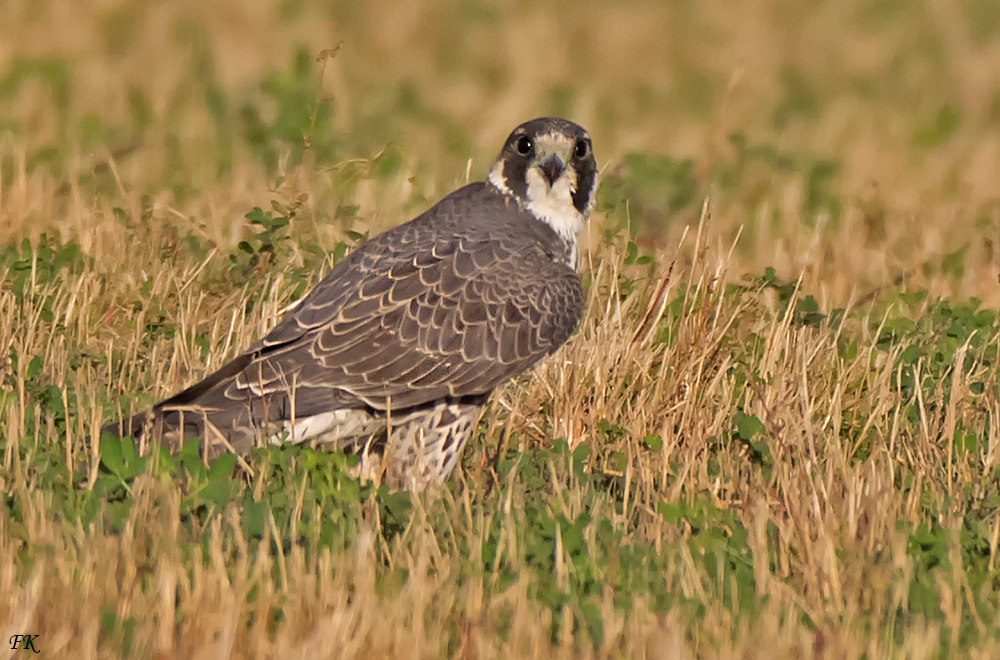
xmin=152 ymin=223 xmax=584 ymax=434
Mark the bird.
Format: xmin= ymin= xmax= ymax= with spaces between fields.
xmin=102 ymin=117 xmax=599 ymax=491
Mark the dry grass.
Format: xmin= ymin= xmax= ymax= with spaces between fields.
xmin=2 ymin=0 xmax=1000 ymax=658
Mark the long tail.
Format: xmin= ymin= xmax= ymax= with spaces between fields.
xmin=99 ymin=351 xmax=259 ymax=453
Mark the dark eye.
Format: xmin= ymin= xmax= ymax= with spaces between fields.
xmin=574 ymin=139 xmax=590 ymax=160
xmin=515 ymin=135 xmax=534 ymax=156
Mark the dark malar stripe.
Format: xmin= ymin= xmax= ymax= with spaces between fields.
xmin=571 ymin=160 xmax=597 ymax=215
xmin=502 ymin=156 xmax=529 ymax=201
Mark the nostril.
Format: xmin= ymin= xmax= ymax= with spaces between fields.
xmin=540 ymin=157 xmax=563 ymax=186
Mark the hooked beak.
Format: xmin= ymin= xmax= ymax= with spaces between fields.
xmin=539 ymin=155 xmax=564 ymax=186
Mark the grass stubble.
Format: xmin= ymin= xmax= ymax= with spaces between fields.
xmin=2 ymin=0 xmax=1000 ymax=658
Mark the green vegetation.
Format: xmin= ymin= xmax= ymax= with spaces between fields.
xmin=2 ymin=0 xmax=1000 ymax=658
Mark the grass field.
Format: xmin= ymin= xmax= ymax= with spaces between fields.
xmin=3 ymin=0 xmax=1000 ymax=657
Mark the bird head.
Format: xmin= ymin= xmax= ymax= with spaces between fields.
xmin=488 ymin=117 xmax=598 ymax=268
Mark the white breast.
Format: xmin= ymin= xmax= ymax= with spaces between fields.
xmin=524 ymin=168 xmax=585 ymax=270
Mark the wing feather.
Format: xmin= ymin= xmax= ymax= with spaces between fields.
xmin=153 ymin=183 xmax=584 ymax=426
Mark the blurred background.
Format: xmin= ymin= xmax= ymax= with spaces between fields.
xmin=3 ymin=0 xmax=1000 ymax=302
xmin=6 ymin=4 xmax=1000 ymax=655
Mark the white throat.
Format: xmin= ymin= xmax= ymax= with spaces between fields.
xmin=490 ymin=163 xmax=586 ymax=270
xmin=525 ymin=168 xmax=585 ymax=270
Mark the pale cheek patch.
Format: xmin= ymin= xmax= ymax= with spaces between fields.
xmin=488 ymin=162 xmax=510 ymax=195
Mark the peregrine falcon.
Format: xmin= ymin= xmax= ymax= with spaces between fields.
xmin=103 ymin=117 xmax=599 ymax=491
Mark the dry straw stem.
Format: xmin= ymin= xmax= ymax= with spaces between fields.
xmin=4 ymin=201 xmax=999 ymax=657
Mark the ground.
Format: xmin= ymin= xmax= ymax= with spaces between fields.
xmin=2 ymin=1 xmax=1000 ymax=658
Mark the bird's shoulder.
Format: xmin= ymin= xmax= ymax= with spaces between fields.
xmin=366 ymin=181 xmax=564 ymax=254
xmin=262 ymin=181 xmax=579 ymax=346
